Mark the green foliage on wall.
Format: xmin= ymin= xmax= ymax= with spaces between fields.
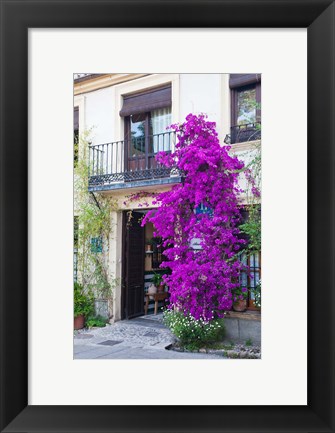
xmin=239 ymin=141 xmax=261 ymax=254
xmin=74 ymin=130 xmax=119 ymax=300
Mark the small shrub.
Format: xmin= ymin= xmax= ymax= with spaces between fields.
xmin=163 ymin=309 xmax=225 ymax=349
xmin=86 ymin=315 xmax=108 ymax=328
xmin=184 ymin=342 xmax=201 ymax=352
xmin=245 ymin=338 xmax=253 ymax=347
xmin=74 ymin=283 xmax=94 ymax=318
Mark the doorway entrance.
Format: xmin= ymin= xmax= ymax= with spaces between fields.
xmin=122 ymin=211 xmax=145 ymax=319
xmin=121 ymin=210 xmax=168 ymax=320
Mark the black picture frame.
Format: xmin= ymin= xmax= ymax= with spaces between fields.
xmin=1 ymin=1 xmax=334 ymax=432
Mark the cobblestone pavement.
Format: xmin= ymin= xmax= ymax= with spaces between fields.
xmin=74 ymin=314 xmax=222 ymax=359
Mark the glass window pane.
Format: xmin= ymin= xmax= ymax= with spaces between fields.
xmin=237 ymin=87 xmax=256 ymax=125
xmin=240 ymin=252 xmax=247 ymax=266
xmin=130 ymin=114 xmax=145 ymax=156
xmin=151 ymin=107 xmax=172 ymax=153
xmin=240 ymin=272 xmax=248 ymax=287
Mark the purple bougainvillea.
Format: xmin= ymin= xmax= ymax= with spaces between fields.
xmin=142 ymin=114 xmax=247 ymax=322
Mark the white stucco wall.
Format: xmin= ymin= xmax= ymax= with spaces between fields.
xmin=81 ymin=86 xmax=116 ymax=145
xmin=179 ymin=73 xmax=230 ymax=140
xmin=76 ymin=74 xmax=231 ymax=144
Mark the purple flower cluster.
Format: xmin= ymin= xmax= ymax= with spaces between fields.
xmin=142 ymin=114 xmax=247 ymax=322
xmin=123 ymin=191 xmax=156 ymax=208
xmin=245 ymin=168 xmax=261 ymax=198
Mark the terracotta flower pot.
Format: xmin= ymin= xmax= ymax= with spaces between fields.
xmin=74 ymin=314 xmax=85 ymax=330
xmin=233 ymin=299 xmax=247 ymax=312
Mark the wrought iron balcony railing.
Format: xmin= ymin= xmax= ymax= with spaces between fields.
xmin=224 ymin=122 xmax=261 ymax=145
xmin=88 ymin=131 xmax=179 ymax=187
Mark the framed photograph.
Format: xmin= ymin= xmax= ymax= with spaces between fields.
xmin=73 ymin=72 xmax=263 ymax=361
xmin=1 ymin=1 xmax=334 ymax=432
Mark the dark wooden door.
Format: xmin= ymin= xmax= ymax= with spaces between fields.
xmin=123 ymin=211 xmax=145 ymax=319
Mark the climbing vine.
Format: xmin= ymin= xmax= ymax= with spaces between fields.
xmin=74 ymin=130 xmax=119 ymax=299
xmin=239 ymin=141 xmax=261 ymax=253
xmin=142 ymin=114 xmax=248 ymax=322
xmin=122 ymin=191 xmax=157 ymax=227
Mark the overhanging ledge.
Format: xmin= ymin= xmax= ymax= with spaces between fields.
xmin=88 ymin=176 xmax=182 ymax=192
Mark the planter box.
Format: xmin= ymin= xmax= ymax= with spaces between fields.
xmin=224 ymin=311 xmax=261 ymax=344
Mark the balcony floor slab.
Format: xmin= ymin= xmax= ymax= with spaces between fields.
xmin=88 ymin=176 xmax=182 ymax=192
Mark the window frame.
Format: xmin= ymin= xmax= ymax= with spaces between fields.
xmin=120 ymin=86 xmax=172 ymax=170
xmin=231 ymin=83 xmax=261 ymax=127
xmin=229 ymin=74 xmax=261 ymax=144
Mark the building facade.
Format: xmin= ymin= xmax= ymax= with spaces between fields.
xmin=74 ymin=73 xmax=261 ymax=322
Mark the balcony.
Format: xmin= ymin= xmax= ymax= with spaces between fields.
xmin=88 ymin=131 xmax=181 ymax=191
xmin=224 ymin=122 xmax=261 ymax=145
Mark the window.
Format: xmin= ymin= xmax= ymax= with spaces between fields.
xmin=239 ymin=252 xmax=261 ymax=310
xmin=236 ymin=86 xmax=257 ymax=125
xmin=120 ymin=85 xmax=173 ymax=172
xmin=230 ymin=74 xmax=261 ymax=144
xmin=74 ymin=106 xmax=79 ymax=166
xmin=238 ymin=206 xmax=261 ymax=310
xmin=127 ymin=108 xmax=172 ymax=156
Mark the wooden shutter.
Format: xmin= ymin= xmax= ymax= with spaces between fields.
xmin=119 ymin=84 xmax=171 ymax=117
xmin=229 ymin=74 xmax=261 ymax=89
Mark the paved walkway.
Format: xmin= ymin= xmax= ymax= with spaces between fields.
xmin=74 ymin=314 xmax=223 ymax=359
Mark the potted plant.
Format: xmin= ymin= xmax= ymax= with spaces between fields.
xmin=232 ymin=286 xmax=248 ymax=312
xmin=151 ymin=272 xmax=165 ymax=293
xmin=74 ymin=282 xmax=94 ymax=330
